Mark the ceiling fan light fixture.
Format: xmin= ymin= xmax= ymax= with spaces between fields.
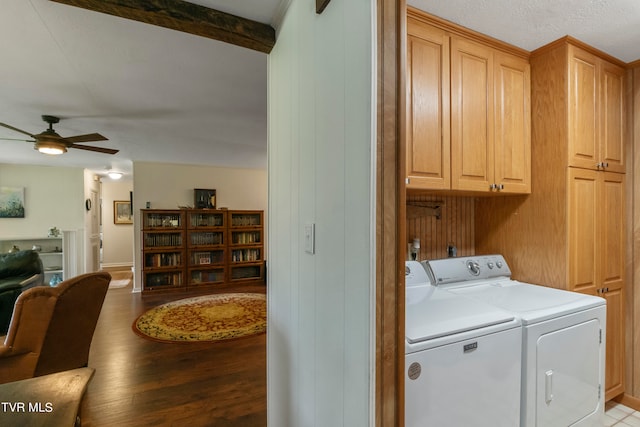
xmin=108 ymin=171 xmax=123 ymax=180
xmin=35 ymin=140 xmax=67 ymax=155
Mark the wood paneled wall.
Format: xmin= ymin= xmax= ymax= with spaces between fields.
xmin=406 ymin=194 xmax=475 ymax=261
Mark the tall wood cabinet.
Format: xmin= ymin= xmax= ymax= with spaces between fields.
xmin=475 ymin=36 xmax=627 ymax=401
xmin=406 ymin=9 xmax=530 ymax=194
xmin=141 ymin=209 xmax=265 ymax=293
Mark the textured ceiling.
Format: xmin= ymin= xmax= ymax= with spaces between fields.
xmin=409 ymin=0 xmax=640 ymax=62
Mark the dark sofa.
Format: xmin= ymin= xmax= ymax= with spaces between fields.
xmin=0 ymin=250 xmax=44 ymax=334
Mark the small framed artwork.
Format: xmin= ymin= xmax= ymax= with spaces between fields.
xmin=114 ymin=200 xmax=133 ymax=224
xmin=0 ymin=186 xmax=25 ymax=218
xmin=194 ymin=189 xmax=216 ymax=209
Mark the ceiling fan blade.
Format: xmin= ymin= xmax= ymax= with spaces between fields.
xmin=64 ymin=133 xmax=108 ymax=143
xmin=0 ymin=137 xmax=34 ymax=142
xmin=0 ymin=122 xmax=35 ymax=138
xmin=69 ymin=144 xmax=119 ymax=155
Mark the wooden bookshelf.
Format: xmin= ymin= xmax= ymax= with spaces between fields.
xmin=141 ymin=209 xmax=265 ymax=293
xmin=228 ymin=210 xmax=265 ymax=283
xmin=141 ymin=210 xmax=186 ymax=291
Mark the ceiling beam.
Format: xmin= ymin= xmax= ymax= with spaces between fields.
xmin=49 ymin=0 xmax=275 ymax=54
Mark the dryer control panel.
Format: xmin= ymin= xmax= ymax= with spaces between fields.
xmin=423 ymin=254 xmax=512 ymax=285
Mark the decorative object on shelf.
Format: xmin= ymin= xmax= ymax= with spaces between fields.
xmin=31 ymin=245 xmax=41 ymax=252
xmin=8 ymin=245 xmax=20 ymax=253
xmin=85 ymin=198 xmax=92 ymax=211
xmin=194 ymin=189 xmax=216 ymax=209
xmin=47 ymin=227 xmax=60 ymax=237
xmin=0 ymin=187 xmax=25 ymax=218
xmin=114 ymin=200 xmax=132 ymax=224
xmin=49 ymin=273 xmax=63 ymax=287
xmin=132 ymin=293 xmax=266 ymax=343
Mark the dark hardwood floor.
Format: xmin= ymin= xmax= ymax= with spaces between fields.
xmin=81 ymin=284 xmax=267 ymax=427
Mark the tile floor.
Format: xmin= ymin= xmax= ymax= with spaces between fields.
xmin=605 ymin=402 xmax=640 ymax=426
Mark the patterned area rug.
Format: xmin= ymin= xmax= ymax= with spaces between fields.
xmin=133 ymin=293 xmax=266 ymax=343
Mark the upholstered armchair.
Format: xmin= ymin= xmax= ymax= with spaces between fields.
xmin=0 ymin=250 xmax=45 ymax=334
xmin=0 ymin=271 xmax=110 ymax=384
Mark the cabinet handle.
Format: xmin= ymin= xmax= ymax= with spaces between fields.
xmin=596 ymin=162 xmax=602 ymax=169
xmin=498 ymin=184 xmax=504 ymax=190
xmin=603 ymin=162 xmax=609 ymax=168
xmin=489 ymin=184 xmax=497 ymax=190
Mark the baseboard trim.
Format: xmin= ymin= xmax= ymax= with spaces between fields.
xmin=615 ymin=393 xmax=640 ymax=411
xmin=101 ymin=262 xmax=133 ymax=271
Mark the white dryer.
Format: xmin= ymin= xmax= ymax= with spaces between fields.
xmin=423 ymin=255 xmax=606 ymax=427
xmin=405 ymin=261 xmax=522 ymax=427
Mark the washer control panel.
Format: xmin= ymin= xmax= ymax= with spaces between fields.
xmin=405 ymin=261 xmax=430 ymax=287
xmin=423 ymin=254 xmax=511 ymax=285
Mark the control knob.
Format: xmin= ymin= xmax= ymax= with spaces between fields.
xmin=467 ymin=260 xmax=481 ymax=276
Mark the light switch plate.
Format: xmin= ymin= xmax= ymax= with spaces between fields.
xmin=304 ymin=223 xmax=315 ymax=254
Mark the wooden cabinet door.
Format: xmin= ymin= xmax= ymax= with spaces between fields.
xmin=599 ymin=172 xmax=625 ymax=293
xmin=571 ymin=170 xmax=625 ymax=400
xmin=406 ymin=19 xmax=450 ymax=190
xmin=568 ymin=45 xmax=599 ymax=171
xmin=450 ymin=37 xmax=493 ymax=192
xmin=567 ymin=168 xmax=598 ymax=294
xmin=600 ymin=62 xmax=626 ymax=173
xmin=599 ymin=171 xmax=625 ymax=400
xmin=603 ymin=287 xmax=625 ymax=400
xmin=493 ymin=52 xmax=531 ymax=194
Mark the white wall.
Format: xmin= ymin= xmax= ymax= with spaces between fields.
xmin=101 ymin=178 xmax=134 ymax=268
xmin=132 ymin=162 xmax=267 ymax=292
xmin=0 ymin=164 xmax=85 ymax=237
xmin=268 ymin=0 xmax=375 ymax=425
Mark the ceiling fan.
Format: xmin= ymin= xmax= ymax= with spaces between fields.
xmin=0 ymin=115 xmax=118 ymax=155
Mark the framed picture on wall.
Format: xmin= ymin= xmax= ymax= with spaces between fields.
xmin=0 ymin=186 xmax=25 ymax=218
xmin=194 ymin=189 xmax=216 ymax=209
xmin=114 ymin=200 xmax=133 ymax=224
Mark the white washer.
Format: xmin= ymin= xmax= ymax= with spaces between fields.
xmin=405 ymin=261 xmax=522 ymax=427
xmin=423 ymin=255 xmax=606 ymax=427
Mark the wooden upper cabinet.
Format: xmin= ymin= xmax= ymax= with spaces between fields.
xmin=450 ymin=37 xmax=493 ymax=192
xmin=600 ymin=62 xmax=626 ymax=173
xmin=406 ymin=19 xmax=450 ymax=189
xmin=493 ymin=53 xmax=531 ymax=193
xmin=568 ymin=44 xmax=626 ymax=173
xmin=405 ymin=10 xmax=530 ymax=194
